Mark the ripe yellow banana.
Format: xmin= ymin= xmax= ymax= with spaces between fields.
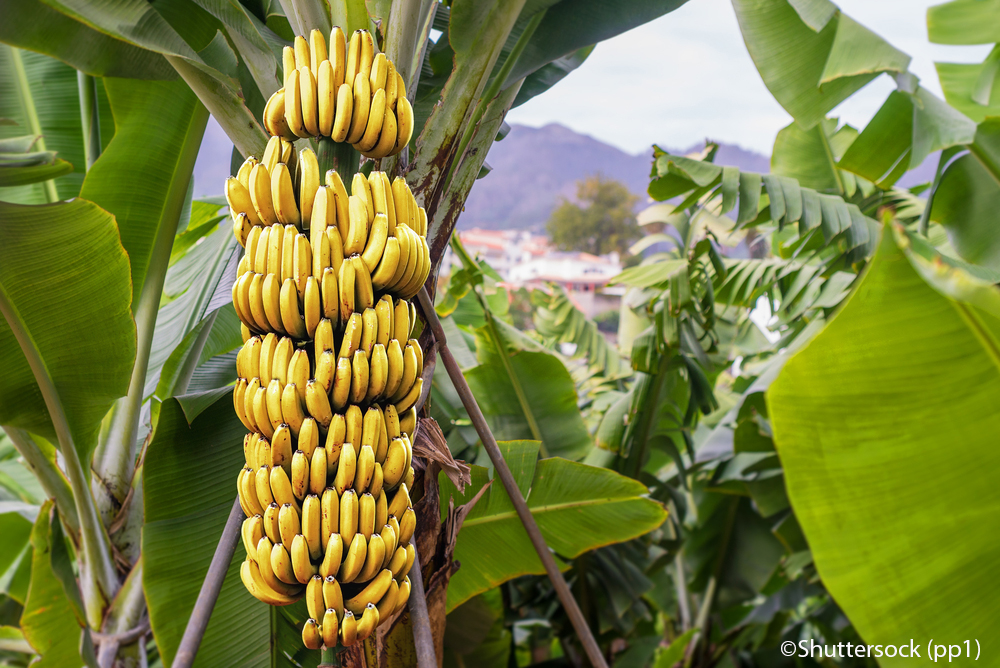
xmin=345 ymin=29 xmax=361 ymax=87
xmin=394 ymin=96 xmax=414 ymax=156
xmin=242 ymin=558 xmax=302 ymax=605
xmin=361 ymin=213 xmax=388 ymax=273
xmin=358 ymin=491 xmax=376 ymax=540
xmin=367 ymin=344 xmax=388 ymax=402
xmin=303 ymin=421 xmax=322 ymax=460
xmin=315 ymin=350 xmax=335 ymax=394
xmin=267 ymin=223 xmax=285 ymax=277
xmin=288 ymin=350 xmax=310 ymax=405
xmin=331 ymin=356 xmax=352 ymax=411
xmin=339 ymin=311 xmax=363 ymax=359
xmin=264 ymin=380 xmax=283 ymax=432
xmin=327 ymin=226 xmax=346 ymax=278
xmin=271 ymin=540 xmax=299 ymax=585
xmin=358 ymin=308 xmax=377 ymax=357
xmin=356 ymin=602 xmax=380 ymax=641
xmin=298 ymin=66 xmax=319 ymax=137
xmin=284 ymin=68 xmax=306 ymax=137
xmin=371 ymin=237 xmax=401 ymax=291
xmin=390 ymin=343 xmax=418 ymax=403
xmin=394 ymin=576 xmax=411 ymax=615
xmin=350 ymin=349 xmax=369 ymax=404
xmin=329 ymin=26 xmax=346 ymax=88
xmin=360 ymin=407 xmax=380 ymax=450
xmin=387 ymin=483 xmax=410 ymax=520
xmin=379 ymin=518 xmax=395 ymax=564
xmin=375 ymin=297 xmax=393 ymax=347
xmin=309 ymin=446 xmax=327 ymax=497
xmin=255 ymin=465 xmax=275 ymax=508
xmin=338 ymin=256 xmax=356 ymax=327
xmin=261 ymin=274 xmax=284 ymax=333
xmin=263 ymin=502 xmax=281 ymax=545
xmin=321 ymin=609 xmax=339 ymax=648
xmin=387 ymin=225 xmax=413 ymax=290
xmin=394 ymin=377 xmax=422 ymax=415
xmin=315 ymin=318 xmax=335 ymax=357
xmin=326 ymin=414 xmax=346 ymax=469
xmin=226 ymin=177 xmax=261 ymax=227
xmin=320 ymin=532 xmax=343 ymax=579
xmin=271 ymin=336 xmax=293 ymax=385
xmin=370 ymin=462 xmax=385 ymax=500
xmin=271 ymin=162 xmax=300 ymax=227
xmin=376 ymin=579 xmax=399 ymax=621
xmin=382 ymin=438 xmax=407 ymax=490
xmin=339 ymin=532 xmax=367 ymax=584
xmin=398 ymin=507 xmax=416 ymax=544
xmin=262 ymin=135 xmax=282 ymax=173
xmin=259 ymin=333 xmax=278 ymax=385
xmin=392 ymin=298 xmax=410 ymax=346
xmin=326 ymin=169 xmax=351 ymax=239
xmin=321 ymin=267 xmax=339 ymax=323
xmin=359 ymin=30 xmax=374 ymax=81
xmin=352 ymin=173 xmax=375 ymax=224
xmin=241 ymin=377 xmax=260 ymax=432
xmin=345 ymin=405 xmax=363 ymax=448
xmin=291 ymin=449 xmax=309 ymax=500
xmin=355 ymin=88 xmax=386 ymax=153
xmin=271 ymin=425 xmax=294 ymax=474
xmin=242 ymin=515 xmax=265 ymax=557
xmin=344 ymin=195 xmax=369 ymax=256
xmin=248 ymin=274 xmax=270 ymax=338
xmin=323 ymin=574 xmax=344 ymax=617
xmin=354 ymin=255 xmax=374 ymax=310
xmin=383 ymin=403 xmax=400 ymax=440
xmin=293 ymin=35 xmax=309 ymax=70
xmin=369 ymin=52 xmax=387 ymax=91
xmin=306 ymin=573 xmax=325 ymax=621
xmin=308 ymin=28 xmax=327 ymax=76
xmin=238 ymin=155 xmax=257 ymax=189
xmin=257 ymin=536 xmax=305 ymax=596
xmin=339 ymin=487 xmax=358 ymax=546
xmin=291 ymin=534 xmax=317 ymax=584
xmin=321 ymin=487 xmax=340 ymax=548
xmin=311 ymin=186 xmax=332 ymax=275
xmin=278 ymin=501 xmax=300 ymax=548
xmin=252 ymin=225 xmax=270 ymax=273
xmin=249 ymin=162 xmax=279 ymax=227
xmin=387 ymin=545 xmax=407 ymax=579
xmin=334 ymin=441 xmax=357 ymax=495
xmin=346 ymin=72 xmax=372 ymax=144
xmin=263 ymin=89 xmax=296 ymax=141
xmin=302 ymin=493 xmax=322 ymax=560
xmin=298 ymin=147 xmax=320 ymax=223
xmin=270 ymin=459 xmax=301 ymax=512
xmin=346 ymin=568 xmax=392 ymax=615
xmin=303 ymin=277 xmax=321 ymax=338
xmin=340 ymin=609 xmax=357 ymax=646
xmin=383 ymin=339 xmax=404 ymax=399
xmin=301 ymin=618 xmax=322 ymax=651
xmin=331 ymin=83 xmax=353 ymax=142
xmin=365 ymin=105 xmax=397 ymax=159
xmin=384 ymin=59 xmax=398 ymax=111
xmin=391 ymin=179 xmax=411 ymax=236
xmin=279 ymin=278 xmax=308 ymax=339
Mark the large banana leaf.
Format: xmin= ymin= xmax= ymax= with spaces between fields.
xmin=0 ymin=198 xmax=134 ymax=458
xmin=0 ymin=0 xmax=174 ymax=79
xmin=0 ymin=46 xmax=114 ymax=203
xmin=80 ymin=77 xmax=208 ymax=302
xmin=19 ymin=502 xmax=84 ymax=667
xmin=768 ymin=225 xmax=1000 ymax=661
xmin=143 ymin=393 xmax=269 ymax=668
xmin=731 ymin=0 xmax=909 ymax=130
xmin=439 ymin=440 xmax=668 ymax=611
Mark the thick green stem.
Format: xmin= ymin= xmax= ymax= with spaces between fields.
xmin=96 ymin=558 xmax=146 ymax=667
xmin=92 ymin=104 xmax=209 ymax=508
xmin=77 ymin=72 xmax=102 ymax=171
xmin=316 ymin=137 xmax=360 ymax=187
xmin=0 ymin=286 xmax=117 ymax=626
xmin=2 ymin=426 xmax=79 ymax=536
xmin=11 ymin=47 xmax=58 ymax=203
xmin=288 ymin=0 xmax=331 ymax=35
xmin=817 ymin=126 xmax=846 ymax=197
xmin=319 ymin=646 xmax=339 ymax=667
xmin=443 ymin=9 xmax=545 ymax=194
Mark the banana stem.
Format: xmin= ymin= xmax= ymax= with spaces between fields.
xmin=0 ymin=285 xmax=118 ymax=626
xmin=319 ymin=647 xmax=339 ymax=666
xmin=10 ymin=47 xmax=59 ymax=203
xmin=2 ymin=426 xmax=80 ymax=537
xmin=288 ymin=0 xmax=331 ymax=35
xmin=92 ymin=104 xmax=209 ymax=509
xmin=77 ymin=72 xmax=102 ymax=171
xmin=385 ymin=0 xmax=422 ymax=94
xmin=442 ymin=9 xmax=544 ymax=195
xmin=817 ymin=127 xmax=846 ymax=197
xmin=316 ymin=137 xmax=359 ymax=188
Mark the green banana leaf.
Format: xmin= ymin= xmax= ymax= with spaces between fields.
xmin=767 ymin=225 xmax=1000 ymax=662
xmin=0 ymin=506 xmax=33 ymax=602
xmin=143 ymin=393 xmax=269 ymax=668
xmin=0 ymin=46 xmax=114 ymax=203
xmin=80 ymin=77 xmax=209 ymax=302
xmin=0 ymin=0 xmax=175 ymax=79
xmin=0 ymin=198 xmax=135 ymax=459
xmin=770 ymin=118 xmax=864 ymax=196
xmin=927 ymin=0 xmax=1000 ymax=45
xmin=19 ymin=502 xmax=84 ymax=667
xmin=439 ymin=440 xmax=668 ymax=611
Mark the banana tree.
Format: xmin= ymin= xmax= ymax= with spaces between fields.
xmin=0 ymin=0 xmax=690 ymax=665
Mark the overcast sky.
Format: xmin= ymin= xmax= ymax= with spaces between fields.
xmin=506 ymin=0 xmax=992 ymax=155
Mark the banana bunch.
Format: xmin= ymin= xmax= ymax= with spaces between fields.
xmin=262 ymin=28 xmax=414 ymax=159
xmin=227 ymin=138 xmax=429 ymax=649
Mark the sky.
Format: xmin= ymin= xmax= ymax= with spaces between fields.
xmin=506 ymin=0 xmax=993 ymax=155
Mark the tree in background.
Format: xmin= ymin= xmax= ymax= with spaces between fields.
xmin=547 ymin=175 xmax=640 ymax=257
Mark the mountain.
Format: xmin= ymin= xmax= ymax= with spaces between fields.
xmin=459 ymin=123 xmax=771 ymax=231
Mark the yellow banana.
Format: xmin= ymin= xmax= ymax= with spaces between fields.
xmin=378 ymin=172 xmax=396 ymax=234
xmin=309 ymin=28 xmax=327 ymax=76
xmin=321 ymin=488 xmax=340 ymax=549
xmin=338 ymin=256 xmax=356 ymax=327
xmin=280 ymin=139 xmax=295 ymax=167
xmin=375 ymin=297 xmax=393 ymax=347
xmin=346 ymin=568 xmax=392 ymax=615
xmin=255 ymin=465 xmax=275 ymax=508
xmin=327 ymin=225 xmax=346 ymax=278
xmin=242 ymin=557 xmax=302 ymax=605
xmin=304 ymin=415 xmax=325 ymax=457
xmin=270 ymin=466 xmax=299 ymax=512
xmin=320 ymin=532 xmax=343 ymax=579
xmin=291 ymin=534 xmax=318 ymax=584
xmin=354 ymin=255 xmax=374 ymax=310
xmin=261 ymin=274 xmax=284 ymax=333
xmin=242 ymin=377 xmax=260 ymax=432
xmin=263 ymin=503 xmax=281 ymax=545
xmin=354 ymin=443 xmax=375 ymax=497
xmin=360 ymin=307 xmax=378 ymax=357
xmin=339 ymin=487 xmax=359 ymax=547
xmin=270 ymin=542 xmax=299 ymax=587
xmin=370 ymin=461 xmax=385 ymax=500
xmin=252 ymin=225 xmax=270 ymax=274
xmin=355 ymin=88 xmax=386 ymax=153
xmin=284 ymin=68 xmax=306 ymax=137
xmin=249 ymin=162 xmax=278 ymax=226
xmin=394 ymin=96 xmax=414 ymax=156
xmin=264 ymin=380 xmax=283 ymax=432
xmin=282 ymin=45 xmax=296 ymax=86
xmin=334 ymin=441 xmax=357 ymax=495
xmin=346 ymin=72 xmax=372 ymax=144
xmin=302 ymin=493 xmax=322 ymax=561
xmin=383 ymin=403 xmax=400 ymax=440
xmin=293 ymin=34 xmax=309 ymax=69
xmin=303 ymin=276 xmax=321 ymax=338
xmin=379 ymin=517 xmax=395 ymax=564
xmin=338 ymin=532 xmax=367 ymax=584
xmin=387 ymin=224 xmax=413 ymax=290
xmin=398 ymin=507 xmax=416 ymax=544
xmin=331 ymin=83 xmax=353 ymax=142
xmin=271 ymin=425 xmax=294 ymax=474
xmin=382 ymin=438 xmax=407 ymax=489
xmin=371 ymin=237 xmax=401 ymax=291
xmin=390 ymin=343 xmax=418 ymax=402
xmin=329 ymin=26 xmax=346 ymax=88
xmin=366 ymin=344 xmax=388 ymax=402
xmin=345 ymin=29 xmax=361 ymax=86
xmin=358 ymin=491 xmax=376 ymax=540
xmin=263 ymin=89 xmax=296 ymax=141
xmin=399 ymin=407 xmax=417 ymax=439
xmin=291 ymin=449 xmax=309 ymax=500
xmin=387 ymin=483 xmax=410 ymax=520
xmin=248 ymin=274 xmax=270 ymax=335
xmin=279 ymin=278 xmax=308 ymax=339
xmin=409 ymin=338 xmax=424 ymax=371
xmin=226 ymin=176 xmax=261 ymax=227
xmin=384 ymin=59 xmax=398 ymax=111
xmin=356 ymin=603 xmax=380 ymax=641
xmin=326 ymin=414 xmax=347 ymax=469
xmin=340 ymin=609 xmax=357 ymax=646
xmin=298 ymin=147 xmax=320 ymax=223
xmin=314 ymin=318 xmax=335 ymax=357
xmin=384 ymin=339 xmax=404 ymax=399
xmin=387 ymin=546 xmax=407 ymax=579
xmin=306 ymin=573 xmax=325 ymax=621
xmin=326 ymin=169 xmax=351 ymax=240
xmin=242 ymin=515 xmax=265 ymax=558
xmin=288 ymin=350 xmax=310 ymax=404
xmin=321 ymin=266 xmax=339 ymax=323
xmin=302 ymin=618 xmax=322 ymax=650
xmin=403 ymin=466 xmax=414 ymax=490
xmin=345 ymin=405 xmax=364 ymax=449
xmin=394 ymin=377 xmax=423 ymax=414
xmin=361 ymin=213 xmax=388 ymax=273
xmin=359 ymin=30 xmax=374 ymax=81
xmin=394 ymin=576 xmax=411 ymax=615
xmin=315 ymin=350 xmax=336 ymax=393
xmin=281 ymin=382 xmax=306 ymax=435
xmin=339 ymin=311 xmax=363 ymax=359
xmin=278 ymin=502 xmax=300 ymax=548
xmin=262 ymin=135 xmax=282 ymax=173
xmin=271 ymin=162 xmax=300 ymax=227
xmin=366 ymin=105 xmax=397 ymax=159
xmin=294 ymin=233 xmax=311 ymax=297
xmin=321 ymin=609 xmax=339 ymax=648
xmin=257 ymin=536 xmax=305 ymax=596
xmin=309 ymin=446 xmax=327 ymax=497
xmin=267 ymin=221 xmax=286 ymax=277
xmin=259 ymin=332 xmax=278 ymax=385
xmin=310 ymin=186 xmax=332 ymax=276
xmin=352 ymin=172 xmax=375 ymax=224
xmin=252 ymin=386 xmax=274 ymax=439
xmin=298 ymin=65 xmax=319 ymax=137
xmin=344 ymin=194 xmax=369 ymax=256
xmin=331 ymin=356 xmax=352 ymax=411
xmin=369 ymin=52 xmax=387 ymax=91
xmin=391 ymin=178 xmax=411 ymax=235
xmin=350 ymin=349 xmax=369 ymax=404
xmin=361 ymin=406 xmax=380 ymax=450
xmin=376 ymin=579 xmax=399 ymax=621
xmin=323 ymin=574 xmax=344 ymax=617
xmin=271 ymin=336 xmax=293 ymax=384
xmin=392 ymin=298 xmax=410 ymax=347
